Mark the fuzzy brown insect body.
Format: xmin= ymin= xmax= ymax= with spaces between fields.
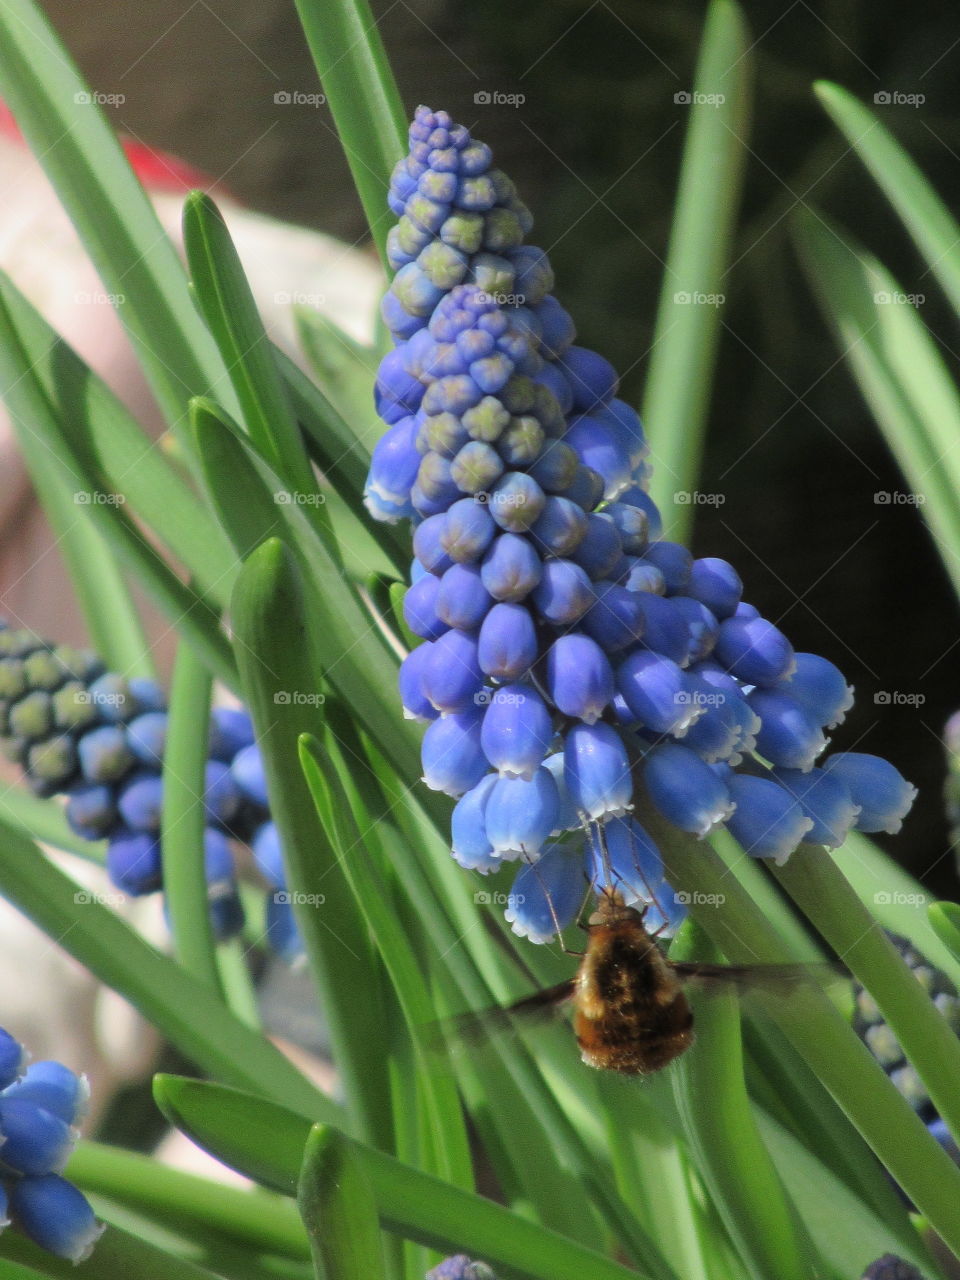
xmin=574 ymin=889 xmax=694 ymax=1074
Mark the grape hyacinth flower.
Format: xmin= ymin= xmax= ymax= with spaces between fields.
xmin=365 ymin=105 xmax=916 ymax=941
xmin=426 ymin=1257 xmax=499 ymax=1280
xmin=0 ymin=623 xmax=302 ymax=963
xmin=0 ymin=1026 xmax=103 ymax=1262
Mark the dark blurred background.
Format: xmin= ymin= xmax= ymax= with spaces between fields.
xmin=39 ymin=0 xmax=960 ymax=893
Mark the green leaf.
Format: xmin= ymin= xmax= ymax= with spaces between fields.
xmin=642 ymin=0 xmax=752 ymax=540
xmin=183 ymin=195 xmax=315 ymax=495
xmin=230 ymin=539 xmax=394 ymax=1149
xmin=793 ymin=207 xmax=960 ymax=596
xmin=0 ymin=283 xmax=237 ymax=691
xmin=814 ymin=82 xmax=960 ymax=318
xmin=154 ymin=1076 xmax=646 ymax=1280
xmin=0 ymin=271 xmax=237 ymax=610
xmin=160 ymin=645 xmax=222 ymax=994
xmin=69 ymin=1142 xmax=309 ymax=1262
xmin=0 ymin=0 xmax=232 ymax=427
xmin=298 ymin=1127 xmax=386 ymax=1280
xmin=671 ymin=920 xmax=813 ymax=1280
xmin=289 ymin=0 xmax=407 ymax=268
xmin=0 ymin=1221 xmax=220 ymax=1280
xmin=0 ymin=815 xmax=335 ymax=1121
xmin=929 ymin=901 xmax=960 ymax=968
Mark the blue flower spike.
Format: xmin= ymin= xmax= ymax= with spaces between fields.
xmin=360 ymin=103 xmax=918 ymax=934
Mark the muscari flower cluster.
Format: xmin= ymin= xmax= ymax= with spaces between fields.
xmin=0 ymin=623 xmax=301 ymax=962
xmin=862 ymin=1258 xmax=927 ymax=1280
xmin=364 ymin=105 xmax=918 ymax=943
xmin=426 ymin=1257 xmax=498 ymax=1280
xmin=0 ymin=1026 xmax=102 ymax=1262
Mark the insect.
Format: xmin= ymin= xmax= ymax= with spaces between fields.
xmin=495 ymin=885 xmax=837 ymax=1075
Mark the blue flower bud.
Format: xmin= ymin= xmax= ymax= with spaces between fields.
xmin=480 ymin=684 xmax=553 ymax=779
xmin=860 ymin=1256 xmax=926 ymax=1280
xmin=622 ymin=557 xmax=666 ymax=595
xmin=451 ymin=774 xmax=501 ymax=872
xmin=421 ymin=706 xmax=488 ymax=796
xmin=207 ymin=707 xmax=254 ymax=762
xmin=681 ymin=681 xmax=759 ymax=764
xmin=124 ymin=711 xmax=168 ymax=765
xmin=771 ymin=767 xmax=861 ymax=849
xmin=563 ymin=464 xmax=605 ymax=513
xmin=231 ymin=741 xmax=269 ymax=805
xmin=581 ymin=582 xmax=644 ymax=652
xmin=487 ymin=473 xmax=545 ymax=532
xmin=559 ymin=346 xmax=619 ymax=411
xmin=0 ymin=1097 xmax=75 ymax=1174
xmin=545 ymin=634 xmax=614 ymax=724
xmin=441 ymin=497 xmax=498 ymax=562
xmin=593 ymin=399 xmax=647 ymax=470
xmin=77 ymin=724 xmax=134 ymax=783
xmin=65 ymin=782 xmax=118 ymax=839
xmin=724 ymin=774 xmax=813 ymax=863
xmin=0 ymin=1029 xmax=26 ymax=1090
xmin=776 ymin=652 xmax=854 ymax=728
xmin=715 ymin=615 xmax=795 ymax=686
xmin=642 ymin=541 xmax=692 ymax=593
xmin=477 ymin=602 xmax=538 ymax=680
xmin=571 ymin=514 xmax=623 ymax=579
xmin=747 ymin=690 xmax=828 ymax=771
xmin=670 ymin=596 xmax=719 ymax=664
xmin=563 ymin=722 xmax=632 ymax=821
xmin=392 ymin=261 xmax=446 ymax=316
xmin=250 ymin=820 xmax=285 ymax=888
xmin=403 ymin=572 xmax=449 ymax=640
xmin=202 ymin=827 xmax=235 ymax=892
xmin=86 ymin=674 xmax=135 ymax=723
xmin=413 ymin=513 xmax=455 ymax=575
xmin=203 ymin=760 xmax=242 ymax=827
xmin=505 ymin=841 xmax=585 ymax=942
xmin=510 ymin=245 xmax=554 ymax=305
xmin=530 ymin=496 xmax=589 ymax=556
xmin=820 ymin=753 xmax=917 ymax=834
xmin=398 ymin=644 xmax=440 ymax=722
xmin=531 ymin=559 xmax=594 ymax=625
xmin=564 ymin=416 xmax=631 ymax=499
xmin=619 ymin=488 xmax=663 ymax=540
xmin=427 ymin=1255 xmax=499 ymax=1280
xmin=421 ymin=630 xmax=484 ymax=712
xmin=3 ymin=1062 xmax=89 ymax=1127
xmin=265 ymin=892 xmax=305 ymax=965
xmin=375 ymin=348 xmax=424 ymax=422
xmin=633 ymin=593 xmax=693 ymax=667
xmin=587 ymin=818 xmax=684 ymax=933
xmin=462 ymin=396 xmax=510 ymax=442
xmin=534 ymin=296 xmax=576 ymax=358
xmin=106 ymin=828 xmax=162 ymax=895
xmin=413 ymin=452 xmax=462 ymax=516
xmin=541 ymin=751 xmax=580 ymax=832
xmin=364 ymin=416 xmax=420 ymax=523
xmin=643 ymin=743 xmax=735 ymax=837
xmin=617 ymin=651 xmax=703 ymax=736
xmin=480 ymin=532 xmax=542 ymax=602
xmin=8 ymin=1174 xmax=104 ymax=1263
xmin=687 ymin=557 xmax=742 ymax=619
xmin=450 ymin=440 xmax=504 ymax=494
xmin=117 ymin=770 xmax=163 ymax=832
xmin=602 ymin=502 xmax=649 ymax=555
xmin=435 ymin=563 xmax=494 ymax=630
xmin=484 ymin=767 xmax=560 ymax=857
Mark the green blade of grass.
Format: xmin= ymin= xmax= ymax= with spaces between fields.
xmin=298 ymin=1127 xmax=386 ymax=1280
xmin=0 ymin=1223 xmax=221 ymax=1280
xmin=0 ymin=0 xmax=232 ymax=427
xmin=814 ymin=82 xmax=960 ymax=319
xmin=289 ymin=0 xmax=407 ymax=268
xmin=642 ymin=0 xmax=752 ymax=540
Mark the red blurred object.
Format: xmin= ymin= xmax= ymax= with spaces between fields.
xmin=0 ymin=99 xmax=223 ymax=195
